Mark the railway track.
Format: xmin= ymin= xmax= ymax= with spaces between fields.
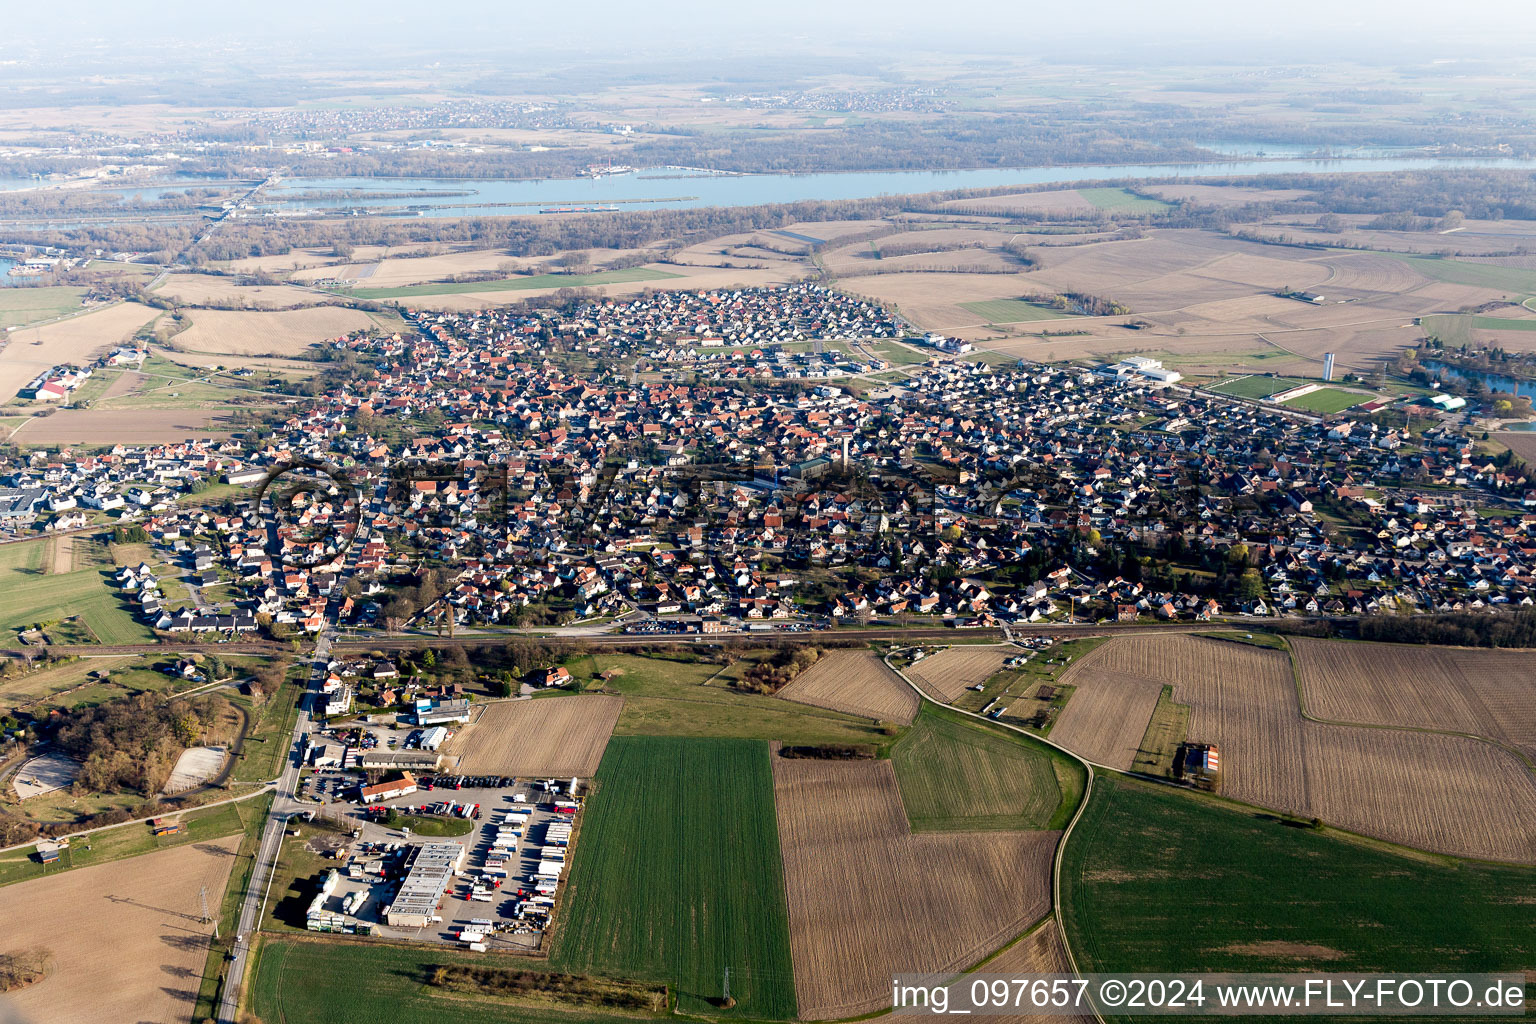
xmin=33 ymin=618 xmax=1346 ymax=658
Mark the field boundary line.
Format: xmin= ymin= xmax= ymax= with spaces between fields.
xmin=883 ymin=647 xmax=1107 ymax=1024
xmin=1281 ymin=642 xmax=1536 ymax=772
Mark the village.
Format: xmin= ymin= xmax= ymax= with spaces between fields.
xmin=0 ymin=283 xmax=1530 ymax=649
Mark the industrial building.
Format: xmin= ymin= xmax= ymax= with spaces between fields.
xmin=1098 ymin=355 xmax=1183 ymax=386
xmin=358 ymin=749 xmax=441 ymax=771
xmin=414 ymin=698 xmax=471 ymax=725
xmin=385 ymin=841 xmax=465 ymax=928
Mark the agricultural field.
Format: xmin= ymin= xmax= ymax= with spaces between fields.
xmin=889 ymin=705 xmax=1079 ymax=832
xmin=1291 ymin=637 xmax=1536 ymax=759
xmin=0 ymin=284 xmax=87 ymax=327
xmin=344 ymin=266 xmax=681 ymax=300
xmin=151 ymin=272 xmax=321 ymax=308
xmin=1078 ymin=187 xmax=1172 ymax=214
xmin=252 ymin=938 xmax=653 ymax=1024
xmin=550 ymin=736 xmax=796 ymax=1019
xmin=9 ymin=407 xmax=245 ymax=443
xmin=0 ymin=537 xmax=152 ymax=644
xmin=171 ymin=305 xmax=375 ymax=357
xmin=1385 ymin=253 xmax=1536 ymax=296
xmin=449 ymin=694 xmax=623 ymax=776
xmin=567 ymin=651 xmax=890 ymax=746
xmin=1061 ymin=776 xmax=1536 ymax=1004
xmin=1056 ymin=634 xmax=1536 ymax=862
xmin=944 ymin=921 xmax=1093 ymax=1024
xmin=905 ymin=644 xmax=1015 ymax=702
xmin=773 ymin=754 xmax=1058 ymax=1019
xmin=776 ymin=649 xmax=918 ymax=724
xmin=0 ymin=836 xmax=240 ymax=1024
xmin=0 ymin=301 xmax=160 ymax=401
xmin=959 ymin=299 xmax=1081 ymax=324
xmin=1050 ymin=646 xmax=1168 ymax=771
xmin=1422 ymin=312 xmax=1536 ymax=346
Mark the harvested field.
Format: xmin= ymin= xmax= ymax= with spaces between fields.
xmin=152 ymin=273 xmax=320 ymax=308
xmin=906 ymin=645 xmax=1013 ymax=702
xmin=777 ymin=649 xmax=918 ymax=724
xmin=1302 ymin=725 xmax=1536 ymax=862
xmin=0 ymin=836 xmax=238 ymax=1024
xmin=1056 ymin=635 xmax=1536 ymax=862
xmin=172 ymin=306 xmax=375 ymax=357
xmin=1049 ymin=671 xmax=1165 ymax=771
xmin=1496 ymin=430 xmax=1536 ymax=467
xmin=1291 ymin=638 xmax=1536 ymax=759
xmin=774 ymin=755 xmax=1058 ymax=1020
xmin=940 ymin=189 xmax=1101 ymax=215
xmin=10 ymin=408 xmax=241 ymax=444
xmin=450 ymin=695 xmax=622 ymax=777
xmin=0 ymin=302 xmax=160 ymax=401
xmin=956 ymin=921 xmax=1094 ymax=1024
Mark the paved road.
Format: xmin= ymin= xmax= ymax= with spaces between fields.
xmin=215 ymin=627 xmax=328 ymax=1024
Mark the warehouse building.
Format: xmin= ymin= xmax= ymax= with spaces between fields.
xmin=384 ymin=841 xmax=465 ymax=928
xmin=358 ymin=750 xmax=441 ymax=772
xmin=359 ymin=771 xmax=417 ymax=804
xmin=414 ymin=698 xmax=471 ymax=726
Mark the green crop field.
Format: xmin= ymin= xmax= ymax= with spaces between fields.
xmin=959 ymin=299 xmax=1080 ymax=323
xmin=1280 ymin=387 xmax=1365 ymax=413
xmin=1422 ymin=313 xmax=1536 ymax=347
xmin=344 ymin=267 xmax=681 ymax=300
xmin=0 ymin=285 xmax=88 ymax=328
xmin=565 ymin=652 xmax=889 ymax=746
xmin=1208 ymin=375 xmax=1307 ymax=400
xmin=890 ymin=705 xmax=1082 ymax=832
xmin=253 ymin=939 xmax=647 ymax=1024
xmin=1078 ymin=187 xmax=1172 ymax=214
xmin=1389 ymin=255 xmax=1536 ymax=297
xmin=0 ymin=553 xmax=152 ymax=644
xmin=0 ymin=799 xmax=251 ymax=888
xmin=550 ymin=736 xmax=797 ymax=1019
xmin=1061 ymin=776 xmax=1536 ymax=1013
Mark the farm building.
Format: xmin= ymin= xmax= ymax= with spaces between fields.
xmin=359 ymin=772 xmax=417 ymax=804
xmin=385 ymin=841 xmax=465 ymax=928
xmin=1179 ymin=743 xmax=1222 ymax=790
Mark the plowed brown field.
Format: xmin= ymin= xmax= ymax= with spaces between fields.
xmin=1292 ymin=638 xmax=1536 ymax=758
xmin=953 ymin=921 xmax=1094 ymax=1024
xmin=450 ymin=695 xmax=622 ymax=777
xmin=0 ymin=836 xmax=238 ymax=1024
xmin=1052 ymin=635 xmax=1536 ymax=862
xmin=774 ymin=756 xmax=1057 ymax=1019
xmin=907 ymin=645 xmax=1014 ymax=702
xmin=778 ymin=649 xmax=919 ymax=725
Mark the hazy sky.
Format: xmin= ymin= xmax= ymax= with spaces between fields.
xmin=5 ymin=0 xmax=1536 ymax=64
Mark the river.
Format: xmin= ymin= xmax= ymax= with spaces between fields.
xmin=1428 ymin=360 xmax=1536 ymax=406
xmin=256 ymin=155 xmax=1536 ymax=218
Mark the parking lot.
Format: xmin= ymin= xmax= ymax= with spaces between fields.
xmin=304 ymin=775 xmax=580 ymax=951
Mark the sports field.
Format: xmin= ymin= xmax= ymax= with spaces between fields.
xmin=959 ymin=299 xmax=1079 ymax=323
xmin=1209 ymin=375 xmax=1307 ymax=399
xmin=890 ymin=705 xmax=1081 ymax=832
xmin=1061 ymin=777 xmax=1536 ymax=996
xmin=550 ymin=736 xmax=796 ymax=1019
xmin=1078 ymin=187 xmax=1172 ymax=214
xmin=345 ymin=267 xmax=681 ymax=300
xmin=1280 ymin=387 xmax=1364 ymax=413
